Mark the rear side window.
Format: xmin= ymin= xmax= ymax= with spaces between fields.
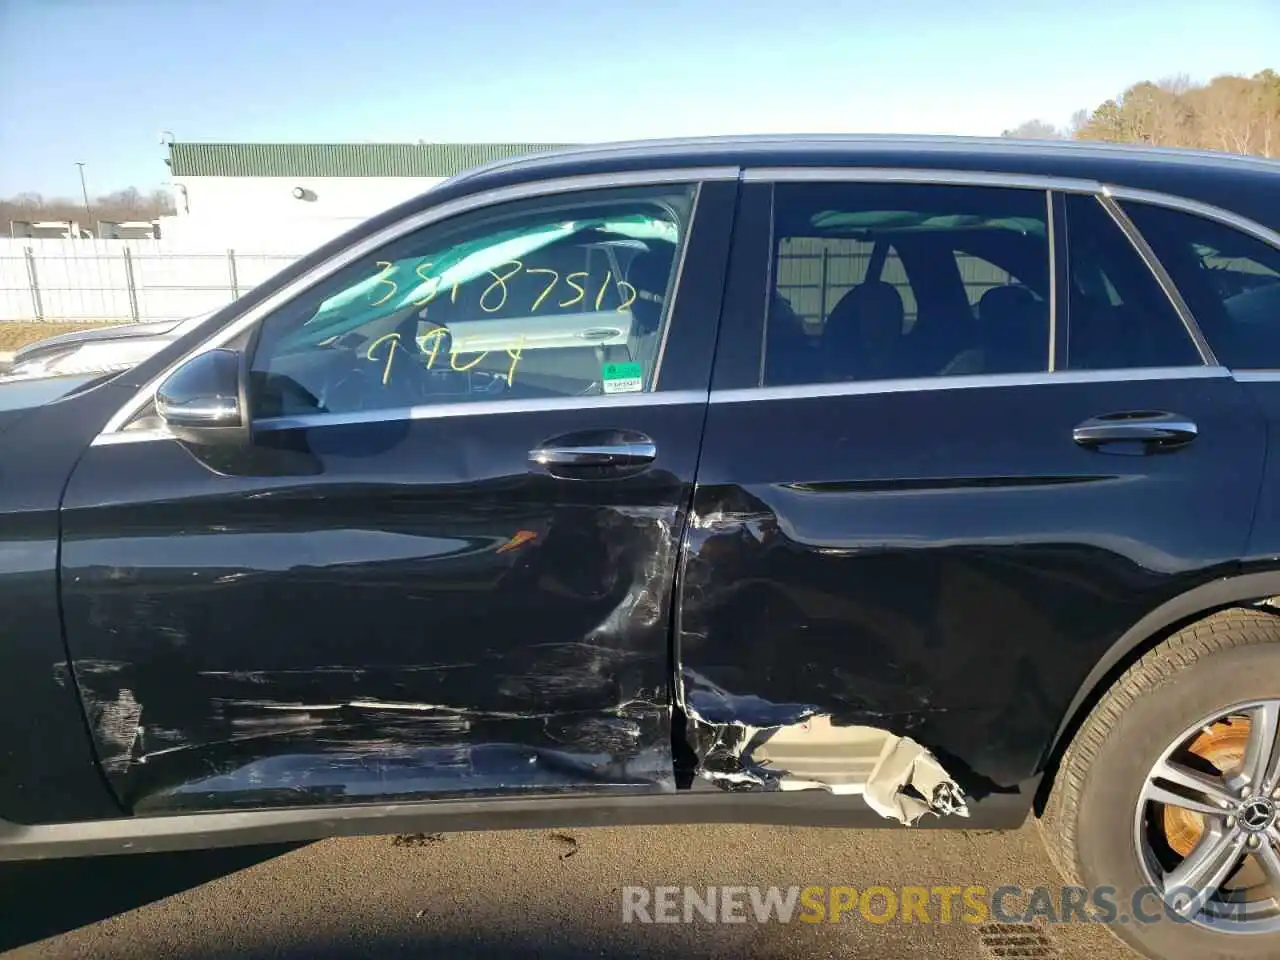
xmin=774 ymin=238 xmax=918 ymax=334
xmin=764 ymin=182 xmax=1050 ymax=386
xmin=1123 ymin=202 xmax=1280 ymax=370
xmin=1062 ymin=195 xmax=1202 ymax=371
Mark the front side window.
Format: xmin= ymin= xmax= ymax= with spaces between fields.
xmin=764 ymin=182 xmax=1050 ymax=387
xmin=1062 ymin=195 xmax=1201 ymax=371
xmin=248 ymin=184 xmax=695 ymax=418
xmin=1122 ymin=202 xmax=1280 ymax=370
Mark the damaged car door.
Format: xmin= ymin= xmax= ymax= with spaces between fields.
xmin=57 ymin=175 xmax=737 ymax=813
xmin=677 ymin=174 xmax=1265 ymax=823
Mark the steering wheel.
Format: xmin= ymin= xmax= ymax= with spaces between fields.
xmin=320 ymin=340 xmax=425 ymax=412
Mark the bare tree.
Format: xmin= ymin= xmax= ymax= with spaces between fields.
xmin=1063 ymin=70 xmax=1280 ymax=156
xmin=1187 ymin=75 xmax=1261 ymax=154
xmin=1065 ymin=108 xmax=1092 ymax=139
xmin=1001 ymin=119 xmax=1065 ymax=140
xmin=1 ymin=187 xmax=175 ymax=233
xmin=1158 ymin=73 xmax=1196 ymax=96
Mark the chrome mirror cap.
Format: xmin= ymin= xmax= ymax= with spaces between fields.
xmin=155 ymin=348 xmax=250 ymax=446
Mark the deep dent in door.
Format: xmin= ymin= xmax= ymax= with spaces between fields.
xmin=672 ymin=489 xmax=970 ymax=826
xmin=57 ymin=503 xmax=682 ymax=811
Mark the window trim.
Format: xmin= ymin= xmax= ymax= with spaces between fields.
xmin=94 ymin=166 xmax=738 ymax=441
xmin=1095 ymin=193 xmax=1217 ymax=365
xmin=93 ymin=389 xmax=713 ymax=446
xmin=742 ymin=166 xmax=1103 ymax=193
xmin=94 ymin=364 xmax=1231 ymax=445
xmin=1046 ymin=189 xmax=1059 ymax=370
xmin=710 ymin=364 xmax=1231 ymax=405
xmin=1103 ymin=185 xmax=1280 ymax=255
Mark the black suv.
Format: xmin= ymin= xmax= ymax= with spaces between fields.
xmin=2 ymin=136 xmax=1279 ymax=960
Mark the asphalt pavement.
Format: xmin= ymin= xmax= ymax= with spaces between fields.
xmin=1 ymin=821 xmax=1145 ymax=959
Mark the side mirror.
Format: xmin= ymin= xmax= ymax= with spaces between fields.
xmin=155 ymin=348 xmax=251 ymax=446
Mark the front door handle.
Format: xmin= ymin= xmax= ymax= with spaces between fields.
xmin=530 ymin=442 xmax=657 ymax=467
xmin=1073 ymin=411 xmax=1198 ymax=451
xmin=529 ymin=430 xmax=657 ymax=478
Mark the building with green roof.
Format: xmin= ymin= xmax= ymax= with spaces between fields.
xmin=162 ymin=141 xmax=574 ymax=249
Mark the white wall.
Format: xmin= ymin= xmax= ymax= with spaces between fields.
xmin=168 ymin=175 xmax=446 ymax=249
xmin=0 ymin=176 xmax=451 ymax=323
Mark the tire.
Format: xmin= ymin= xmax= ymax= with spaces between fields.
xmin=1040 ymin=607 xmax=1280 ymax=960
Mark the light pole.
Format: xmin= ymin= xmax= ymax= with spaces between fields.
xmin=74 ymin=162 xmax=92 ymax=226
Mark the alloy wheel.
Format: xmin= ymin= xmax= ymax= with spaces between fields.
xmin=1134 ymin=699 xmax=1280 ymax=932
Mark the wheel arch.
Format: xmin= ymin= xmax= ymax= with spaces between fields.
xmin=1033 ymin=569 xmax=1280 ymax=816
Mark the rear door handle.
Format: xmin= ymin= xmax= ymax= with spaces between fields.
xmin=1073 ymin=411 xmax=1198 ymax=451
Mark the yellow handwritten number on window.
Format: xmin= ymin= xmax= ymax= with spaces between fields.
xmin=615 ymin=280 xmax=637 ymax=313
xmin=412 ymin=263 xmax=441 ymax=306
xmin=451 ymin=350 xmax=489 ymax=372
xmin=372 ymin=260 xmax=643 ymax=315
xmin=365 ymin=332 xmax=401 ymax=385
xmin=419 ymin=327 xmax=447 ymax=368
xmin=594 ymin=271 xmax=614 ymax=310
xmin=480 ymin=260 xmax=524 ymax=313
xmin=560 ymin=272 xmax=587 ymax=308
xmin=527 ymin=268 xmax=559 ymax=312
xmin=506 ymin=335 xmax=524 ymax=384
xmin=370 ymin=261 xmax=398 ymax=307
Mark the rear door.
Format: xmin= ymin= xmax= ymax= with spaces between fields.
xmin=1117 ymin=197 xmax=1280 ymax=561
xmin=59 ymin=173 xmax=737 ymax=813
xmin=675 ymin=173 xmax=1265 ymax=806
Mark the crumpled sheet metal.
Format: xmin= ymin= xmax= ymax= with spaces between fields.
xmin=861 ymin=732 xmax=970 ymax=824
xmin=681 ymin=674 xmax=969 ymax=825
xmin=753 ymin=713 xmax=969 ymax=825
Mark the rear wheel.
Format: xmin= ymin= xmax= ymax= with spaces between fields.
xmin=1041 ymin=608 xmax=1280 ymax=960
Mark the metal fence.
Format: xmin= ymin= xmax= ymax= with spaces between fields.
xmin=775 ymin=240 xmax=1013 ymax=333
xmin=0 ymin=239 xmax=1016 ymax=328
xmin=0 ymin=240 xmax=300 ymax=323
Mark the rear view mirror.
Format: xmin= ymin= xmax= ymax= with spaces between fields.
xmin=156 ymin=348 xmax=251 ymax=446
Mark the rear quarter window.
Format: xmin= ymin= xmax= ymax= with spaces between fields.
xmin=1123 ymin=201 xmax=1280 ymax=369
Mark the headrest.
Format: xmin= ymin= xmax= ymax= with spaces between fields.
xmin=828 ymin=280 xmax=905 ymax=330
xmin=978 ymin=285 xmax=1037 ymax=325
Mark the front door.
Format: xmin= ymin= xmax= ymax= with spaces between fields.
xmin=676 ymin=176 xmax=1266 ymax=804
xmin=59 ymin=175 xmax=737 ymax=813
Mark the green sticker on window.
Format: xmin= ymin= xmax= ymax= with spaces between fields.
xmin=602 ymin=361 xmax=644 ymax=394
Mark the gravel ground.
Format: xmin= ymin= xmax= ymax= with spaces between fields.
xmin=1 ymin=821 xmax=1144 ymax=960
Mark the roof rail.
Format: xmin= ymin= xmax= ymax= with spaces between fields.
xmin=442 ymin=133 xmax=1280 ymax=188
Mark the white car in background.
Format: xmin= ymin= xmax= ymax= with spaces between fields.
xmin=1 ymin=311 xmax=218 ymax=380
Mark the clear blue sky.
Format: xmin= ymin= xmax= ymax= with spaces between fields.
xmin=1 ymin=0 xmax=1276 ymax=197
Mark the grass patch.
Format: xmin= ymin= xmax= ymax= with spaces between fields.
xmin=0 ymin=321 xmax=125 ymax=352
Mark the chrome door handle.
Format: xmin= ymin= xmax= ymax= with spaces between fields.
xmin=1073 ymin=411 xmax=1198 ymax=451
xmin=529 ymin=441 xmax=657 ymax=468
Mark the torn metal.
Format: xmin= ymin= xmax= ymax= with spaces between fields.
xmin=680 ymin=671 xmax=969 ymax=825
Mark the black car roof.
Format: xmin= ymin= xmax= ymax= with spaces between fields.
xmin=451 ymin=133 xmax=1280 ymax=181
xmin=432 ymin=134 xmax=1280 ymax=233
